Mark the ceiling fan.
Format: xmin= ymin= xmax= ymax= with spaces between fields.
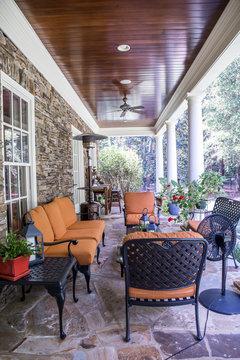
xmin=114 ymin=97 xmax=146 ymax=118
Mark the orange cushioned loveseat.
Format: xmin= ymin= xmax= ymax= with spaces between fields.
xmin=28 ymin=197 xmax=105 ymax=293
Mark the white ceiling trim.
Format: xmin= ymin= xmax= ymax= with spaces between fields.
xmin=0 ymin=0 xmax=99 ymax=133
xmin=98 ymin=127 xmax=155 ymax=137
xmin=154 ymin=0 xmax=240 ymax=134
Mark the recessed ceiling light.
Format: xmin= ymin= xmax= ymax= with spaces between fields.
xmin=120 ymin=79 xmax=131 ymax=85
xmin=117 ymin=44 xmax=130 ymax=52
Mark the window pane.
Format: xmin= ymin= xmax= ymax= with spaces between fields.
xmin=22 ymin=100 xmax=28 ymax=131
xmin=21 ymin=198 xmax=27 ymax=219
xmin=13 ymin=130 xmax=22 ymax=162
xmin=12 ymin=201 xmax=21 ymax=233
xmin=13 ymin=94 xmax=20 ymax=128
xmin=4 ymin=126 xmax=13 ymax=162
xmin=7 ymin=204 xmax=12 ymax=231
xmin=3 ymin=87 xmax=11 ymax=124
xmin=4 ymin=166 xmax=10 ymax=201
xmin=22 ymin=133 xmax=29 ymax=163
xmin=11 ymin=166 xmax=19 ymax=199
xmin=20 ymin=167 xmax=27 ymax=197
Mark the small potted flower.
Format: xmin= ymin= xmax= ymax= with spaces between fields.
xmin=155 ymin=177 xmax=170 ymax=207
xmin=0 ymin=229 xmax=36 ymax=281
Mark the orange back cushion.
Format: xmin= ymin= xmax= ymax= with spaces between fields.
xmin=53 ymin=197 xmax=77 ymax=228
xmin=43 ymin=202 xmax=66 ymax=240
xmin=124 ymin=192 xmax=155 ymax=214
xmin=29 ymin=206 xmax=54 ymax=243
xmin=122 ymin=230 xmax=203 ymax=245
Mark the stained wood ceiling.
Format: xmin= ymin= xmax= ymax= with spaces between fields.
xmin=15 ymin=0 xmax=229 ymax=128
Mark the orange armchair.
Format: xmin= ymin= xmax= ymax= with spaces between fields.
xmin=123 ymin=192 xmax=160 ymax=234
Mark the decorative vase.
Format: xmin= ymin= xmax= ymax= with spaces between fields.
xmin=0 ymin=255 xmax=30 ymax=281
xmin=168 ymin=203 xmax=180 ymax=215
xmin=196 ymin=200 xmax=207 ymax=210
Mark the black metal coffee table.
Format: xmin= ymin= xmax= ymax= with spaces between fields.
xmin=0 ymin=257 xmax=78 ymax=339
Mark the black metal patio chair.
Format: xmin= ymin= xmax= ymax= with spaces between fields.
xmin=122 ymin=237 xmax=208 ymax=342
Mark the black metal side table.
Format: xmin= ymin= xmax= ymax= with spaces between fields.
xmin=0 ymin=257 xmax=78 ymax=339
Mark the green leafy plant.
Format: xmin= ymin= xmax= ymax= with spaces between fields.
xmin=158 ymin=171 xmax=226 ymax=224
xmin=0 ymin=229 xmax=36 ymax=262
xmin=99 ymin=145 xmax=143 ymax=195
xmin=233 ymin=243 xmax=240 ymax=264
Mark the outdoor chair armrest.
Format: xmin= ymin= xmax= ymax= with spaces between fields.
xmin=43 ymin=239 xmax=78 ymax=257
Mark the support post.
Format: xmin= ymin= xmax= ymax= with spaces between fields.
xmin=166 ymin=120 xmax=177 ymax=184
xmin=187 ymin=94 xmax=204 ymax=181
xmin=155 ymin=131 xmax=164 ymax=192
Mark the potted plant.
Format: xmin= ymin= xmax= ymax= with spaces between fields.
xmin=0 ymin=229 xmax=36 ymax=281
xmin=155 ymin=177 xmax=169 ymax=207
xmin=168 ymin=171 xmax=226 ymax=225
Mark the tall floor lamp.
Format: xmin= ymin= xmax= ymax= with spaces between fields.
xmin=73 ymin=133 xmax=107 ymax=220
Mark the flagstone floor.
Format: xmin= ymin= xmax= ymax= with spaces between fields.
xmin=0 ymin=206 xmax=240 ymax=360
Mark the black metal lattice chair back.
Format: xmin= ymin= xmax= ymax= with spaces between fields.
xmin=212 ymin=197 xmax=240 ymax=230
xmin=123 ymin=238 xmax=208 ymax=342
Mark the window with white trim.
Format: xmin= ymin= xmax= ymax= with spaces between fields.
xmin=1 ymin=72 xmax=37 ymax=233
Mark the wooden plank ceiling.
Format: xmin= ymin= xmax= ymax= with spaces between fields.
xmin=16 ymin=0 xmax=229 ymax=128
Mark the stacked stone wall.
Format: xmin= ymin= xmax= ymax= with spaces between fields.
xmin=0 ymin=30 xmax=92 ymax=237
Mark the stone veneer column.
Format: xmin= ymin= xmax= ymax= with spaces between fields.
xmin=166 ymin=120 xmax=177 ymax=184
xmin=187 ymin=93 xmax=204 ymax=181
xmin=155 ymin=131 xmax=164 ymax=193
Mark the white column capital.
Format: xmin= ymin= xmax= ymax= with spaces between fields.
xmin=186 ymin=92 xmax=204 ymax=102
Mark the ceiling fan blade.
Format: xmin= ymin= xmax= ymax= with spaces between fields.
xmin=107 ymin=109 xmax=122 ymax=113
xmin=130 ymin=105 xmax=144 ymax=110
xmin=129 ymin=109 xmax=146 ymax=114
xmin=120 ymin=110 xmax=127 ymax=117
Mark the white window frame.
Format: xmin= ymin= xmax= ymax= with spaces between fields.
xmin=71 ymin=125 xmax=85 ymax=211
xmin=1 ymin=71 xmax=37 ymax=225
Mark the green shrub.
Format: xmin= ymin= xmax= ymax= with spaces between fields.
xmin=99 ymin=145 xmax=143 ymax=195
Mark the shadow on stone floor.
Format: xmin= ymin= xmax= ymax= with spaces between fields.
xmin=0 ymin=207 xmax=240 ymax=359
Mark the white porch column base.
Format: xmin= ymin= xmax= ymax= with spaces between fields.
xmin=188 ymin=94 xmax=204 ymax=181
xmin=166 ymin=120 xmax=177 ymax=184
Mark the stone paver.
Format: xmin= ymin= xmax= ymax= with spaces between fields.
xmin=0 ymin=208 xmax=240 ymax=359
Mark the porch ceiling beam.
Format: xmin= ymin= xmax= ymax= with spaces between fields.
xmin=98 ymin=127 xmax=155 ymax=137
xmin=154 ymin=0 xmax=240 ymax=134
xmin=0 ymin=0 xmax=99 ymax=134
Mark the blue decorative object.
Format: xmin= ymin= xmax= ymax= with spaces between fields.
xmin=168 ymin=203 xmax=180 ymax=216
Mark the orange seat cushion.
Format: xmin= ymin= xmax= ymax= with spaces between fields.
xmin=125 ymin=213 xmax=159 ymax=226
xmin=29 ymin=206 xmax=54 ymax=243
xmin=129 ymin=285 xmax=196 ymax=300
xmin=68 ymin=220 xmax=105 ymax=233
xmin=44 ymin=239 xmax=97 ymax=265
xmin=122 ymin=230 xmax=203 ymax=245
xmin=124 ymin=192 xmax=155 ymax=214
xmin=60 ymin=229 xmax=102 ymax=244
xmin=53 ymin=197 xmax=77 ymax=228
xmin=188 ymin=220 xmax=201 ymax=232
xmin=43 ymin=202 xmax=67 ymax=240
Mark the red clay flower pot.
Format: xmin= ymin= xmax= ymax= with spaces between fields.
xmin=0 ymin=255 xmax=30 ymax=281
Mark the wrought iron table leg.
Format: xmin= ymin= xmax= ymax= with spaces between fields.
xmin=97 ymin=245 xmax=101 ymax=264
xmin=72 ymin=263 xmax=78 ymax=303
xmin=45 ymin=285 xmax=66 ymax=340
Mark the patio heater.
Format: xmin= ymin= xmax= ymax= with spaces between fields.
xmin=73 ymin=133 xmax=107 ymax=220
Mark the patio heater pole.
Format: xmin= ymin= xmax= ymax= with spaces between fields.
xmin=73 ymin=133 xmax=107 ymax=220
